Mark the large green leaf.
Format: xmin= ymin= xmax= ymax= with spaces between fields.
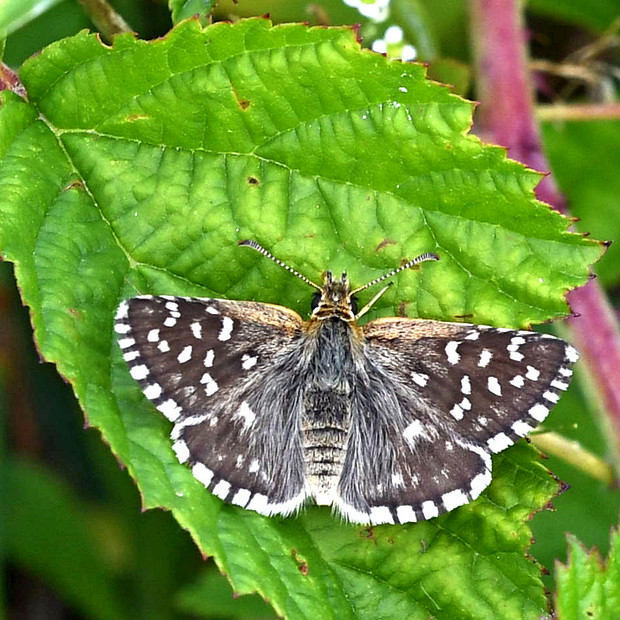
xmin=555 ymin=528 xmax=620 ymax=618
xmin=0 ymin=18 xmax=601 ymax=619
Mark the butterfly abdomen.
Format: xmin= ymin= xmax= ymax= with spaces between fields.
xmin=301 ymin=317 xmax=359 ymax=505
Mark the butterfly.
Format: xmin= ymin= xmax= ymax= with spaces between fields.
xmin=114 ymin=240 xmax=578 ymax=525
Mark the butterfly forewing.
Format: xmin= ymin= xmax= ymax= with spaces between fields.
xmin=115 ymin=295 xmax=310 ymax=516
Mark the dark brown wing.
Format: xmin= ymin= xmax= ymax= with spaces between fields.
xmin=115 ymin=295 xmax=310 ymax=516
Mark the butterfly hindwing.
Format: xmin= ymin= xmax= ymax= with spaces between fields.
xmin=336 ymin=362 xmax=493 ymax=525
xmin=115 ymin=295 xmax=309 ymax=516
xmin=334 ymin=318 xmax=578 ymax=524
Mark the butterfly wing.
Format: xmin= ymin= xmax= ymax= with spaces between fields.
xmin=115 ymin=295 xmax=309 ymax=516
xmin=335 ymin=318 xmax=577 ymax=525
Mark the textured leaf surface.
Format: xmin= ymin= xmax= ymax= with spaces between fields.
xmin=0 ymin=18 xmax=600 ymax=619
xmin=555 ymin=529 xmax=620 ymax=619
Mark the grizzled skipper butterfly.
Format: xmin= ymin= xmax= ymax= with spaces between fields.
xmin=115 ymin=240 xmax=577 ymax=525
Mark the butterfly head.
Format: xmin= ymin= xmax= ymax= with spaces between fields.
xmin=311 ymin=271 xmax=358 ymax=321
xmin=238 ymin=239 xmax=440 ymax=321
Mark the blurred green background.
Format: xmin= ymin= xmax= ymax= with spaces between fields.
xmin=2 ymin=0 xmax=619 ymax=617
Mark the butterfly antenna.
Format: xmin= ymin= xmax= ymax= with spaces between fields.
xmin=350 ymin=252 xmax=440 ymax=295
xmin=238 ymin=240 xmax=322 ymax=291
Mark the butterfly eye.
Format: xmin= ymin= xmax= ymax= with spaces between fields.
xmin=311 ymin=291 xmax=322 ymax=310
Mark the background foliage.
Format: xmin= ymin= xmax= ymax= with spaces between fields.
xmin=1 ymin=0 xmax=619 ymax=618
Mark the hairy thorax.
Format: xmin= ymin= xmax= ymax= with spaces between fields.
xmin=301 ymin=317 xmax=361 ymax=505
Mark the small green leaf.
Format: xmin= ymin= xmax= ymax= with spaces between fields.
xmin=0 ymin=0 xmax=62 ymax=36
xmin=0 ymin=18 xmax=602 ymax=619
xmin=169 ymin=0 xmax=218 ymax=25
xmin=555 ymin=528 xmax=620 ymax=619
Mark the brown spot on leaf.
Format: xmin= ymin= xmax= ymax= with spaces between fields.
xmin=247 ymin=176 xmax=259 ymax=185
xmin=375 ymin=238 xmax=396 ymax=252
xmin=291 ymin=549 xmax=309 ymax=575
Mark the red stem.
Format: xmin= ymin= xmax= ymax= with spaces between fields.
xmin=469 ymin=0 xmax=620 ymax=464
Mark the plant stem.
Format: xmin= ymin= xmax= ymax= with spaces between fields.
xmin=468 ymin=0 xmax=620 ymax=470
xmin=76 ymin=0 xmax=132 ymax=41
xmin=531 ymin=432 xmax=616 ymax=486
xmin=537 ymin=103 xmax=620 ymax=122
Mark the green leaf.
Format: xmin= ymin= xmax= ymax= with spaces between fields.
xmin=176 ymin=565 xmax=277 ymax=618
xmin=169 ymin=0 xmax=218 ymax=25
xmin=0 ymin=18 xmax=601 ymax=619
xmin=4 ymin=458 xmax=127 ymax=620
xmin=555 ymin=528 xmax=620 ymax=618
xmin=527 ymin=0 xmax=620 ymax=33
xmin=542 ymin=120 xmax=620 ymax=287
xmin=0 ymin=0 xmax=62 ymax=36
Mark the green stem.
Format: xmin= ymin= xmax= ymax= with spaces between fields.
xmin=531 ymin=432 xmax=616 ymax=486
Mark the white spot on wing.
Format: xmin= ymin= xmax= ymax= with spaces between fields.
xmin=147 ymin=328 xmax=160 ymax=342
xmin=421 ymin=500 xmax=439 ymax=519
xmin=157 ymin=399 xmax=182 ymax=421
xmin=192 ymin=463 xmax=214 ymax=487
xmin=177 ymin=345 xmax=193 ymax=363
xmin=234 ymin=401 xmax=256 ymax=429
xmin=143 ymin=383 xmax=162 ymax=400
xmin=512 ymin=420 xmax=533 ymax=436
xmin=130 ymin=365 xmax=149 ymax=380
xmin=543 ymin=390 xmax=560 ymax=403
xmin=172 ymin=440 xmax=189 ymax=463
xmin=114 ymin=322 xmax=130 ymax=334
xmin=206 ymin=306 xmax=220 ymax=315
xmin=487 ymin=432 xmax=513 ymax=452
xmin=241 ymin=354 xmax=258 ymax=370
xmin=450 ymin=404 xmax=464 ymax=420
xmin=249 ymin=459 xmax=260 ymax=473
xmin=370 ymin=506 xmax=394 ymax=524
xmin=510 ymin=375 xmax=525 ymax=388
xmin=566 ymin=345 xmax=579 ymax=363
xmin=403 ymin=419 xmax=427 ymax=444
xmin=191 ymin=322 xmax=202 ymax=339
xmin=442 ymin=489 xmax=469 ymax=511
xmin=445 ymin=341 xmax=461 ymax=365
xmin=219 ymin=316 xmax=234 ymax=341
xmin=200 ymin=372 xmax=218 ymax=396
xmin=164 ymin=317 xmax=177 ymax=327
xmin=551 ymin=379 xmax=569 ymax=391
xmin=478 ymin=349 xmax=492 ymax=367
xmin=231 ymin=488 xmax=251 ymax=507
xmin=158 ymin=340 xmax=170 ymax=352
xmin=118 ymin=337 xmax=135 ymax=349
xmin=246 ymin=493 xmax=268 ymax=514
xmin=204 ymin=349 xmax=215 ymax=367
xmin=115 ymin=301 xmax=129 ymax=320
xmin=212 ymin=479 xmax=231 ymax=500
xmin=411 ymin=372 xmax=429 ymax=387
xmin=526 ymin=366 xmax=540 ymax=381
xmin=461 ymin=375 xmax=471 ymax=395
xmin=123 ymin=350 xmax=140 ymax=362
xmin=396 ymin=505 xmax=417 ymax=523
xmin=487 ymin=376 xmax=502 ymax=396
xmin=529 ymin=403 xmax=549 ymax=421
